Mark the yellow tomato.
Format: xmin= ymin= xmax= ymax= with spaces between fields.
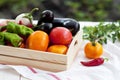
xmin=47 ymin=45 xmax=68 ymax=54
xmin=84 ymin=42 xmax=103 ymax=59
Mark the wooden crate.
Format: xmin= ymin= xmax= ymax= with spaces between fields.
xmin=0 ymin=29 xmax=82 ymax=72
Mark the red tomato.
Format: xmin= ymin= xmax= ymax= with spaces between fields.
xmin=49 ymin=27 xmax=72 ymax=45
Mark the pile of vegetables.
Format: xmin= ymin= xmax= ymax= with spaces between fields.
xmin=0 ymin=8 xmax=80 ymax=55
xmin=0 ymin=22 xmax=34 ymax=47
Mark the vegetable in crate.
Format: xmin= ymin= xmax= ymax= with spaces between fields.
xmin=0 ymin=32 xmax=5 ymax=45
xmin=35 ymin=10 xmax=80 ymax=35
xmin=6 ymin=22 xmax=34 ymax=37
xmin=49 ymin=27 xmax=72 ymax=45
xmin=33 ymin=23 xmax=53 ymax=34
xmin=0 ymin=22 xmax=34 ymax=43
xmin=37 ymin=10 xmax=54 ymax=25
xmin=47 ymin=45 xmax=68 ymax=54
xmin=33 ymin=10 xmax=54 ymax=34
xmin=15 ymin=8 xmax=39 ymax=28
xmin=0 ymin=32 xmax=22 ymax=47
xmin=35 ymin=18 xmax=80 ymax=35
xmin=52 ymin=18 xmax=80 ymax=36
xmin=26 ymin=31 xmax=49 ymax=51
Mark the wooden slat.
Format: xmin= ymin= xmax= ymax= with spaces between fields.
xmin=0 ymin=45 xmax=67 ymax=64
xmin=67 ymin=30 xmax=83 ymax=69
xmin=0 ymin=55 xmax=66 ymax=72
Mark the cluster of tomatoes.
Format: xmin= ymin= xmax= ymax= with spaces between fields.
xmin=26 ymin=27 xmax=73 ymax=55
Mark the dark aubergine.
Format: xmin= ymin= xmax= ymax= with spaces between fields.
xmin=37 ymin=10 xmax=54 ymax=25
xmin=33 ymin=23 xmax=53 ymax=34
xmin=52 ymin=18 xmax=80 ymax=36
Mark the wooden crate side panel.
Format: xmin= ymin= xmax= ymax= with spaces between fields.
xmin=0 ymin=55 xmax=66 ymax=72
xmin=67 ymin=30 xmax=83 ymax=69
xmin=0 ymin=45 xmax=67 ymax=64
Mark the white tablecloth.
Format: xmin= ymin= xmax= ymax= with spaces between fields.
xmin=0 ymin=21 xmax=120 ymax=80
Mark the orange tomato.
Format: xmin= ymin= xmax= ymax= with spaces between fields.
xmin=84 ymin=42 xmax=103 ymax=59
xmin=47 ymin=45 xmax=68 ymax=54
xmin=27 ymin=30 xmax=49 ymax=51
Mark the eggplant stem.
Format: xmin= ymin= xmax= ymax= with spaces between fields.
xmin=24 ymin=8 xmax=39 ymax=24
xmin=29 ymin=8 xmax=39 ymax=16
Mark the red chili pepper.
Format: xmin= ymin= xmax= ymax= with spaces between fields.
xmin=80 ymin=58 xmax=105 ymax=66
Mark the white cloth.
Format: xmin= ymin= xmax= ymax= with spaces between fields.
xmin=0 ymin=21 xmax=120 ymax=80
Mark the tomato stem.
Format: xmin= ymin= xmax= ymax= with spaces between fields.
xmin=91 ymin=41 xmax=96 ymax=46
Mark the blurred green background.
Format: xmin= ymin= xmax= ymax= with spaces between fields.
xmin=0 ymin=0 xmax=120 ymax=21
